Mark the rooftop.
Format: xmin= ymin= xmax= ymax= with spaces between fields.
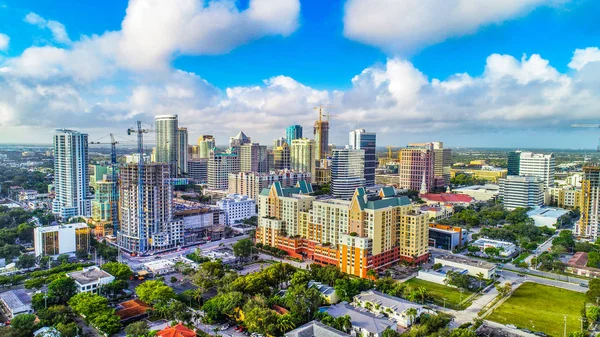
xmin=453 ymin=184 xmax=500 ymax=192
xmin=285 ymin=320 xmax=350 ymax=337
xmin=355 ymin=290 xmax=421 ymax=312
xmin=157 ymin=322 xmax=196 ymax=337
xmin=67 ymin=266 xmax=113 ymax=285
xmin=568 ymin=252 xmax=588 ymax=268
xmin=472 ymin=238 xmax=517 ymax=248
xmin=143 ymin=259 xmax=175 ymax=271
xmin=527 ymin=207 xmax=569 ymax=219
xmin=115 ymin=299 xmax=150 ymax=320
xmin=419 ymin=193 xmax=474 ymax=204
xmin=325 ymin=302 xmax=395 ymax=334
xmin=308 ymin=281 xmax=336 ymax=297
xmin=0 ymin=289 xmax=32 ymax=310
xmin=436 ymin=254 xmax=496 ymax=270
xmin=35 ymin=223 xmax=89 ymax=233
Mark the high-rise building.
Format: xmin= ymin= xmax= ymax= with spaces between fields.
xmin=273 ymin=143 xmax=291 ymax=170
xmin=499 ymin=175 xmax=544 ymax=210
xmin=228 ymin=171 xmax=312 ymax=200
xmin=89 ymin=164 xmax=109 ymax=190
xmin=286 ymin=125 xmax=303 ymax=146
xmin=432 ymin=142 xmax=452 ymax=187
xmin=52 ymin=129 xmax=91 ymax=219
xmin=256 ymin=184 xmax=428 ymax=278
xmin=155 ymin=115 xmax=178 ymax=175
xmin=229 ymin=131 xmax=251 ymax=148
xmin=398 ymin=143 xmax=435 ymax=192
xmin=273 ymin=137 xmax=287 ymax=148
xmin=208 ymin=149 xmax=240 ymax=189
xmin=314 ymin=111 xmax=330 ymax=162
xmin=291 ymin=138 xmax=316 ymax=180
xmin=187 ymin=159 xmax=209 ymax=182
xmin=240 ymin=143 xmax=268 ymax=173
xmin=578 ymin=167 xmax=600 ymax=239
xmin=349 ymin=129 xmax=376 ymax=186
xmin=197 ymin=135 xmax=215 ymax=159
xmin=118 ymin=163 xmax=182 ymax=253
xmin=34 ymin=223 xmax=90 ymax=257
xmin=188 ymin=145 xmax=200 ymax=160
xmin=331 ymin=148 xmax=365 ymax=198
xmin=91 ymin=178 xmax=116 ymax=235
xmin=507 ymin=151 xmax=521 ymax=176
xmin=177 ymin=127 xmax=188 ymax=176
xmin=517 ymin=152 xmax=555 ymax=188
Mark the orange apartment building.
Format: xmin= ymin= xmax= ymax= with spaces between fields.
xmin=256 ymin=183 xmax=429 ymax=278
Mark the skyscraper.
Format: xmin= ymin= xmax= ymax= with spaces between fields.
xmin=208 ymin=149 xmax=241 ymax=189
xmin=291 ymin=138 xmax=316 ymax=179
xmin=578 ymin=166 xmax=600 ymax=239
xmin=286 ymin=125 xmax=302 ymax=146
xmin=273 ymin=143 xmax=291 ymax=170
xmin=432 ymin=141 xmax=452 ymax=187
xmin=273 ymin=137 xmax=287 ymax=148
xmin=517 ymin=152 xmax=555 ymax=188
xmin=155 ymin=115 xmax=178 ymax=176
xmin=507 ymin=151 xmax=521 ymax=176
xmin=331 ymin=147 xmax=365 ymax=198
xmin=197 ymin=135 xmax=215 ymax=159
xmin=398 ymin=143 xmax=435 ymax=192
xmin=118 ymin=163 xmax=182 ymax=253
xmin=499 ymin=175 xmax=544 ymax=210
xmin=314 ymin=109 xmax=330 ymax=162
xmin=229 ymin=131 xmax=251 ymax=148
xmin=349 ymin=129 xmax=376 ymax=186
xmin=177 ymin=127 xmax=188 ymax=176
xmin=240 ymin=143 xmax=268 ymax=173
xmin=52 ymin=129 xmax=91 ymax=219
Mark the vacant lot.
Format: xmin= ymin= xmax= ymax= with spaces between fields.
xmin=488 ymin=283 xmax=587 ymax=337
xmin=405 ymin=278 xmax=473 ymax=310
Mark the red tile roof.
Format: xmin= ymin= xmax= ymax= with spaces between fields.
xmin=568 ymin=252 xmax=588 ymax=267
xmin=420 ymin=193 xmax=473 ymax=204
xmin=157 ymin=323 xmax=196 ymax=337
xmin=115 ymin=299 xmax=150 ymax=320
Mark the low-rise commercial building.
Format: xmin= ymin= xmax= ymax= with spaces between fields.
xmin=420 ymin=204 xmax=454 ymax=221
xmin=143 ymin=259 xmax=176 ymax=275
xmin=428 ymin=224 xmax=467 ymax=251
xmin=66 ymin=266 xmax=115 ymax=293
xmin=216 ymin=194 xmax=256 ymax=226
xmin=527 ymin=207 xmax=570 ymax=228
xmin=434 ymin=255 xmax=496 ymax=279
xmin=471 ymin=238 xmax=518 ymax=257
xmin=354 ymin=290 xmax=423 ymax=328
xmin=34 ymin=223 xmax=91 ymax=257
xmin=452 ymin=184 xmax=500 ymax=201
xmin=0 ymin=289 xmax=32 ymax=319
xmin=417 ymin=266 xmax=468 ymax=285
xmin=325 ymin=302 xmax=397 ymax=337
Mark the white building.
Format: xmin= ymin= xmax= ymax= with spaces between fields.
xmin=331 ymin=147 xmax=365 ymax=198
xmin=325 ymin=302 xmax=397 ymax=337
xmin=228 ymin=170 xmax=312 ymax=200
xmin=155 ymin=115 xmax=179 ymax=177
xmin=217 ymin=194 xmax=256 ymax=226
xmin=52 ymin=129 xmax=91 ymax=219
xmin=143 ymin=259 xmax=176 ymax=275
xmin=499 ymin=175 xmax=544 ymax=210
xmin=0 ymin=289 xmax=32 ymax=319
xmin=34 ymin=223 xmax=90 ymax=257
xmin=354 ymin=290 xmax=424 ymax=328
xmin=527 ymin=207 xmax=570 ymax=227
xmin=518 ymin=152 xmax=556 ymax=188
xmin=435 ymin=255 xmax=496 ymax=279
xmin=452 ymin=184 xmax=500 ymax=201
xmin=67 ymin=266 xmax=115 ymax=293
xmin=471 ymin=238 xmax=518 ymax=257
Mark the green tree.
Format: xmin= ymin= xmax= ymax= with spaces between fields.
xmin=290 ymin=270 xmax=312 ymax=287
xmin=588 ymin=279 xmax=600 ymax=302
xmin=93 ymin=311 xmax=122 ymax=335
xmin=10 ymin=313 xmax=37 ymax=337
xmin=587 ymin=305 xmax=600 ymax=322
xmin=68 ymin=292 xmax=109 ymax=320
xmin=243 ymin=298 xmax=279 ymax=336
xmin=495 ymin=282 xmax=512 ymax=298
xmin=406 ymin=307 xmax=418 ymax=325
xmin=55 ymin=322 xmax=79 ymax=337
xmin=125 ymin=321 xmax=150 ymax=337
xmin=382 ymin=328 xmax=403 ymax=337
xmin=15 ymin=253 xmax=36 ymax=269
xmin=449 ymin=328 xmax=478 ymax=337
xmin=232 ymin=238 xmax=254 ymax=259
xmin=57 ymin=254 xmax=70 ymax=264
xmin=48 ymin=276 xmax=77 ymax=304
xmin=135 ymin=280 xmax=175 ymax=304
xmin=36 ymin=305 xmax=73 ymax=326
xmin=276 ymin=314 xmax=297 ymax=334
xmin=476 ymin=272 xmax=485 ymax=289
xmin=75 ymin=249 xmax=89 ymax=260
xmin=284 ymin=285 xmax=323 ymax=325
xmin=101 ymin=261 xmax=133 ymax=280
xmin=102 ymin=279 xmax=129 ymax=297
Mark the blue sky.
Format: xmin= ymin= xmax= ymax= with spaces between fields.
xmin=1 ymin=0 xmax=600 ymax=148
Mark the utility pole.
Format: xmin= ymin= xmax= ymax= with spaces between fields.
xmin=564 ymin=316 xmax=567 ymax=337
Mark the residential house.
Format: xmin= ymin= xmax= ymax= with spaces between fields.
xmin=353 ymin=290 xmax=424 ymax=328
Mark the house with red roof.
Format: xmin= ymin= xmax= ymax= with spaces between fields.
xmin=419 ymin=193 xmax=474 ymax=206
xmin=156 ymin=322 xmax=196 ymax=337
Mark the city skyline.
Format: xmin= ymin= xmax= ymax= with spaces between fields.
xmin=1 ymin=1 xmax=600 ymax=148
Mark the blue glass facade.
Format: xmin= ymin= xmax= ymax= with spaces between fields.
xmin=286 ymin=125 xmax=302 ymax=146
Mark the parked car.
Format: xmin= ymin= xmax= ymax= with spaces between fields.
xmin=221 ymin=324 xmax=230 ymax=331
xmin=580 ymin=283 xmax=588 ymax=288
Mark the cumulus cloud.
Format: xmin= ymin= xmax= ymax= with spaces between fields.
xmin=0 ymin=33 xmax=8 ymax=51
xmin=569 ymin=47 xmax=600 ymax=71
xmin=343 ymin=0 xmax=565 ymax=52
xmin=24 ymin=12 xmax=72 ymax=44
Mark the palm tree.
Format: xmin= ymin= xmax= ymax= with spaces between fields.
xmin=276 ymin=314 xmax=296 ymax=333
xmin=367 ymin=269 xmax=377 ymax=280
xmin=407 ymin=290 xmax=419 ymax=303
xmin=476 ymin=272 xmax=485 ymax=290
xmin=406 ymin=308 xmax=418 ymax=326
xmin=417 ymin=287 xmax=427 ymax=305
xmin=335 ymin=315 xmax=352 ymax=333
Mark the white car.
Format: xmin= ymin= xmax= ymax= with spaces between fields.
xmin=221 ymin=324 xmax=230 ymax=331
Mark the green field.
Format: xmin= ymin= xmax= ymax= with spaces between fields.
xmin=513 ymin=252 xmax=530 ymax=264
xmin=487 ymin=283 xmax=587 ymax=337
xmin=404 ymin=278 xmax=473 ymax=310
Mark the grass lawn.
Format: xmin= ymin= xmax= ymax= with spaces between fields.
xmin=513 ymin=252 xmax=530 ymax=264
xmin=487 ymin=283 xmax=587 ymax=337
xmin=404 ymin=278 xmax=473 ymax=310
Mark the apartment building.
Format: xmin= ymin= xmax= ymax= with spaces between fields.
xmin=499 ymin=175 xmax=544 ymax=209
xmin=208 ymin=149 xmax=240 ymax=190
xmin=228 ymin=170 xmax=311 ymax=200
xmin=578 ymin=166 xmax=600 ymax=239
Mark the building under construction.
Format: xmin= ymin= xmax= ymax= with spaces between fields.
xmin=314 ymin=108 xmax=330 ymax=162
xmin=117 ymin=163 xmax=183 ymax=254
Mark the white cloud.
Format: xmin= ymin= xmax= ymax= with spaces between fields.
xmin=117 ymin=0 xmax=301 ymax=71
xmin=0 ymin=33 xmax=8 ymax=51
xmin=568 ymin=47 xmax=600 ymax=71
xmin=343 ymin=0 xmax=566 ymax=52
xmin=24 ymin=12 xmax=71 ymax=44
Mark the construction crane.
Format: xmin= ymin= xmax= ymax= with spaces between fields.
xmin=90 ymin=134 xmax=119 ymax=237
xmin=572 ymin=124 xmax=600 ymax=151
xmin=127 ymin=122 xmax=151 ymax=254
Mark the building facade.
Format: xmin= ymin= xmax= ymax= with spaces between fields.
xmin=187 ymin=159 xmax=208 ymax=182
xmin=499 ymin=175 xmax=544 ymax=210
xmin=349 ymin=129 xmax=376 ymax=186
xmin=118 ymin=164 xmax=182 ymax=253
xmin=208 ymin=149 xmax=240 ymax=190
xmin=314 ymin=117 xmax=329 ymax=162
xmin=331 ymin=148 xmax=365 ymax=199
xmin=291 ymin=138 xmax=316 ymax=181
xmin=286 ymin=125 xmax=303 ymax=146
xmin=197 ymin=135 xmax=215 ymax=159
xmin=273 ymin=143 xmax=291 ymax=170
xmin=518 ymin=152 xmax=555 ymax=188
xmin=578 ymin=166 xmax=600 ymax=239
xmin=34 ymin=223 xmax=91 ymax=256
xmin=216 ymin=194 xmax=257 ymax=225
xmin=240 ymin=143 xmax=268 ymax=173
xmin=155 ymin=115 xmax=178 ymax=176
xmin=52 ymin=129 xmax=91 ymax=219
xmin=176 ymin=127 xmax=188 ymax=176
xmin=228 ymin=171 xmax=312 ymax=200
xmin=507 ymin=151 xmax=521 ymax=176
